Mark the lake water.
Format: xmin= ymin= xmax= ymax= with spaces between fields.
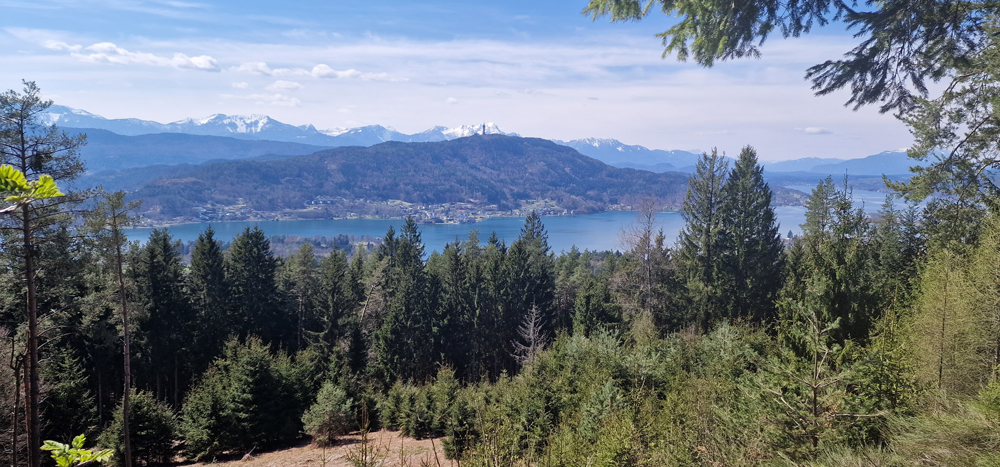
xmin=126 ymin=188 xmax=893 ymax=254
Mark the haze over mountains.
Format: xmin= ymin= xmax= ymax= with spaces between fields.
xmin=50 ymin=105 xmax=923 ymax=177
xmin=43 ymin=105 xmax=924 ymax=223
xmin=46 ymin=105 xmax=511 ymax=148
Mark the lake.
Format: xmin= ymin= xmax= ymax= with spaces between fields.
xmin=128 ymin=208 xmax=807 ymax=255
xmin=126 ymin=188 xmax=895 ymax=255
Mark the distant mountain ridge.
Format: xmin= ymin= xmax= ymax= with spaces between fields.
xmin=44 ymin=105 xmax=514 ymax=147
xmin=557 ymin=138 xmax=711 ymax=172
xmin=63 ymin=128 xmax=331 ymax=173
xmin=50 ymin=105 xmax=924 ymax=178
xmin=131 ymin=135 xmax=692 ymax=221
xmin=563 ymin=138 xmax=923 ymax=176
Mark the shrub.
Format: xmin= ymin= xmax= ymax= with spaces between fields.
xmin=302 ymin=380 xmax=354 ymax=446
xmin=98 ymin=390 xmax=178 ymax=466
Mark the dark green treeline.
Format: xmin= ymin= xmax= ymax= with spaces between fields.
xmin=8 ymin=144 xmax=998 ymax=466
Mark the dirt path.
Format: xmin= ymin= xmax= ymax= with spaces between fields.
xmin=184 ymin=430 xmax=457 ymax=467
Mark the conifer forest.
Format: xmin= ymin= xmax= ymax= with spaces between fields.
xmin=7 ymin=1 xmax=1000 ymax=466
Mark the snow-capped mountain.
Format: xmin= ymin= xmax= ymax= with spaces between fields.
xmin=44 ymin=106 xmax=923 ymax=177
xmin=43 ymin=105 xmax=514 ymax=147
xmin=558 ymin=137 xmax=707 ymax=171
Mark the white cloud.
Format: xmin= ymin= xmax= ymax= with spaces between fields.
xmin=310 ymin=64 xmax=362 ymax=79
xmin=231 ymin=61 xmax=405 ymax=82
xmin=231 ymin=82 xmax=250 ymax=89
xmin=796 ymin=127 xmax=833 ymax=135
xmin=266 ymin=80 xmax=303 ymax=91
xmin=41 ymin=40 xmax=81 ymax=52
xmin=445 ymin=97 xmax=458 ymax=104
xmin=221 ymin=92 xmax=301 ymax=107
xmin=43 ymin=40 xmax=221 ymax=71
xmin=233 ymin=61 xmax=273 ymax=75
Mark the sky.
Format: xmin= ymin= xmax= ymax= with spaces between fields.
xmin=0 ymin=0 xmax=915 ymax=161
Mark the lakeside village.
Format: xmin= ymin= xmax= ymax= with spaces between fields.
xmin=132 ymin=196 xmax=637 ymax=229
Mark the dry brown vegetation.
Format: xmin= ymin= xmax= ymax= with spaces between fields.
xmin=184 ymin=430 xmax=454 ymax=467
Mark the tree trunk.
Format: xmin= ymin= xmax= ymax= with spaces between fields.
xmin=116 ymin=232 xmax=133 ymax=467
xmin=23 ymin=205 xmax=40 ymax=467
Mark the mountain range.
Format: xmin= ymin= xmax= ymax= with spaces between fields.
xmin=45 ymin=105 xmax=512 ymax=147
xmin=48 ymin=105 xmax=923 ymax=177
xmin=132 ymin=136 xmax=694 ymax=220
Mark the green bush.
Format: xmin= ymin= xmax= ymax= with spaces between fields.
xmin=302 ymin=380 xmax=354 ymax=446
xmin=180 ymin=336 xmax=308 ymax=460
xmin=98 ymin=390 xmax=178 ymax=466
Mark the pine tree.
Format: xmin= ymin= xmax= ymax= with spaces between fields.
xmin=0 ymin=81 xmax=86 ymax=467
xmin=85 ymin=191 xmax=141 ymax=467
xmin=677 ymin=149 xmax=729 ymax=331
xmin=718 ymin=146 xmax=784 ymax=323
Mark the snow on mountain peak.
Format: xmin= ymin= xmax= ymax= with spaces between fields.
xmin=443 ymin=122 xmax=504 ymax=138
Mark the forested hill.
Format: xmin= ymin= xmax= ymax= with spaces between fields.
xmin=134 ymin=135 xmax=691 ymax=218
xmin=64 ymin=128 xmax=332 ymax=172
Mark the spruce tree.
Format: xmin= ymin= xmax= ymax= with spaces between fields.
xmin=508 ymin=211 xmax=556 ymax=333
xmin=782 ymin=177 xmax=877 ymax=342
xmin=225 ymin=227 xmax=282 ymax=344
xmin=132 ymin=229 xmax=190 ymax=406
xmin=677 ymin=149 xmax=729 ymax=331
xmin=286 ymin=243 xmax=319 ymax=351
xmin=372 ymin=218 xmax=434 ymax=382
xmin=718 ymin=146 xmax=784 ymax=323
xmin=186 ymin=226 xmax=228 ymax=372
xmin=311 ymin=249 xmax=355 ymax=362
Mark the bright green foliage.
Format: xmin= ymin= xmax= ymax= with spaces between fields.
xmin=180 ymin=336 xmax=308 ymax=460
xmin=677 ymin=149 xmax=728 ymax=330
xmin=0 ymin=165 xmax=63 ymax=211
xmin=97 ymin=390 xmax=177 ymax=466
xmin=41 ymin=435 xmax=112 ymax=467
xmin=965 ymin=213 xmax=1000 ymax=380
xmin=302 ymin=380 xmax=354 ymax=446
xmin=717 ymin=146 xmax=783 ymax=323
xmin=909 ymin=248 xmax=982 ymax=395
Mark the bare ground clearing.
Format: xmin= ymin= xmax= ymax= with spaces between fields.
xmin=182 ymin=430 xmax=456 ymax=467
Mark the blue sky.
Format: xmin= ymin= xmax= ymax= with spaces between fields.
xmin=1 ymin=0 xmax=914 ymax=160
